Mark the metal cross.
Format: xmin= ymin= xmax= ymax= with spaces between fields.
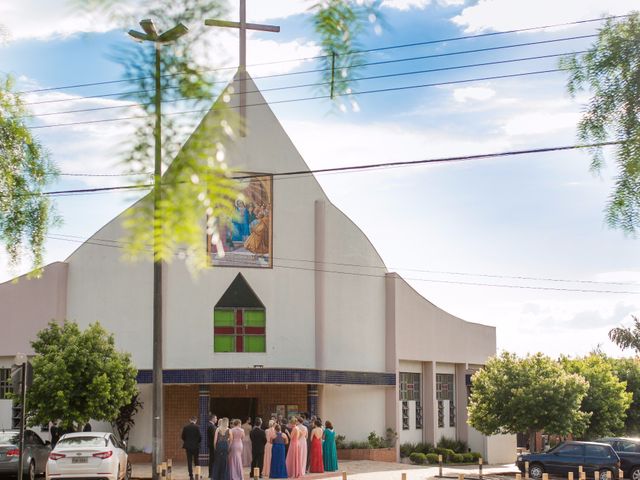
xmin=205 ymin=0 xmax=280 ymax=134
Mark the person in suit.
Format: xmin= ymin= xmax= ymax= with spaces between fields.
xmin=250 ymin=417 xmax=267 ymax=478
xmin=206 ymin=414 xmax=217 ymax=480
xmin=182 ymin=416 xmax=202 ymax=480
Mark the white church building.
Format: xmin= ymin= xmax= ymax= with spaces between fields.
xmin=0 ymin=73 xmax=515 ymax=463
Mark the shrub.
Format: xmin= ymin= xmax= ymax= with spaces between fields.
xmin=435 ymin=447 xmax=456 ymax=461
xmin=426 ymin=453 xmax=440 ymax=464
xmin=451 ymin=453 xmax=465 ymax=463
xmin=400 ymin=442 xmax=417 ymax=458
xmin=438 ymin=437 xmax=469 ymax=454
xmin=469 ymin=452 xmax=482 ymax=462
xmin=347 ymin=440 xmax=370 ymax=449
xmin=414 ymin=442 xmax=435 ymax=454
xmin=367 ymin=429 xmax=396 ymax=449
xmin=409 ymin=452 xmax=427 ymax=465
xmin=335 ymin=434 xmax=346 ymax=449
xmin=462 ymin=453 xmax=474 ymax=463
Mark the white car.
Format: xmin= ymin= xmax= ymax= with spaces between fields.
xmin=46 ymin=432 xmax=130 ymax=480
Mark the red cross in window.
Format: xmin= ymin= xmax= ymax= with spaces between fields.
xmin=214 ymin=309 xmax=265 ymax=352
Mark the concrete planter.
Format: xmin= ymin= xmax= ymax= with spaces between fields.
xmin=127 ymin=452 xmax=152 ymax=464
xmin=337 ymin=448 xmax=397 ymax=463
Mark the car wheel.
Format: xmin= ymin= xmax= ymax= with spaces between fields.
xmin=631 ymin=467 xmax=640 ymax=480
xmin=529 ymin=464 xmax=545 ymax=479
xmin=599 ymin=470 xmax=612 ymax=480
xmin=24 ymin=461 xmax=36 ymax=480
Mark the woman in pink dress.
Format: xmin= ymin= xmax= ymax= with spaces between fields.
xmin=241 ymin=418 xmax=252 ymax=467
xmin=228 ymin=419 xmax=245 ymax=480
xmin=296 ymin=418 xmax=308 ymax=476
xmin=285 ymin=417 xmax=303 ymax=478
xmin=263 ymin=419 xmax=276 ymax=478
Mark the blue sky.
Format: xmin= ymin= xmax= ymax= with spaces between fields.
xmin=1 ymin=0 xmax=639 ymax=357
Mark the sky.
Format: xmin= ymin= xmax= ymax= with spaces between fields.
xmin=1 ymin=0 xmax=639 ymax=359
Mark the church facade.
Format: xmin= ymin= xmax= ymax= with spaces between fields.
xmin=0 ymin=74 xmax=514 ymax=463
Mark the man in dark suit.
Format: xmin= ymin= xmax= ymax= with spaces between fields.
xmin=181 ymin=416 xmax=201 ymax=480
xmin=250 ymin=417 xmax=267 ymax=478
xmin=206 ymin=414 xmax=217 ymax=480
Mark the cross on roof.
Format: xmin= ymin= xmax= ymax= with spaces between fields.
xmin=205 ymin=0 xmax=280 ymax=135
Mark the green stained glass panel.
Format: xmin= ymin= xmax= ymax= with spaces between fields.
xmin=244 ymin=310 xmax=265 ymax=327
xmin=214 ymin=309 xmax=234 ymax=326
xmin=244 ymin=335 xmax=265 ymax=352
xmin=214 ymin=335 xmax=234 ymax=352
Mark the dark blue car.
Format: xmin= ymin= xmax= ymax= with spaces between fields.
xmin=597 ymin=438 xmax=640 ymax=480
xmin=516 ymin=441 xmax=620 ymax=480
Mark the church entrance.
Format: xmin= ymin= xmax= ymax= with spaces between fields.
xmin=210 ymin=397 xmax=257 ymax=422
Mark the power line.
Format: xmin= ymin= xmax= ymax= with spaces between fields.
xmin=11 ymin=141 xmax=622 ymax=198
xmin=22 ymin=32 xmax=594 ymax=109
xmin=16 ymin=13 xmax=625 ymax=97
xmin=24 ymin=50 xmax=585 ymax=120
xmin=28 ymin=67 xmax=566 ymax=130
xmin=44 ymin=234 xmax=640 ymax=295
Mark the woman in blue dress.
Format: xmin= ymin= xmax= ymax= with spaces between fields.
xmin=323 ymin=420 xmax=339 ymax=472
xmin=270 ymin=424 xmax=289 ymax=479
xmin=212 ymin=418 xmax=230 ymax=480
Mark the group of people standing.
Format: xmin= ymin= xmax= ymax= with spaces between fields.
xmin=181 ymin=413 xmax=338 ymax=480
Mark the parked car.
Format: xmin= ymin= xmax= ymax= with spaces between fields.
xmin=516 ymin=441 xmax=621 ymax=480
xmin=597 ymin=438 xmax=640 ymax=480
xmin=46 ymin=432 xmax=130 ymax=480
xmin=0 ymin=429 xmax=51 ymax=480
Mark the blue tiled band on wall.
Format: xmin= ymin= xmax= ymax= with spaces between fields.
xmin=136 ymin=368 xmax=395 ymax=386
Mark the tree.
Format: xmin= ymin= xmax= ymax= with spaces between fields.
xmin=27 ymin=321 xmax=138 ymax=431
xmin=0 ymin=75 xmax=57 ymax=273
xmin=468 ymin=352 xmax=590 ymax=451
xmin=609 ymin=357 xmax=640 ymax=435
xmin=562 ymin=12 xmax=640 ymax=234
xmin=609 ymin=316 xmax=640 ymax=353
xmin=112 ymin=393 xmax=143 ymax=447
xmin=561 ymin=354 xmax=632 ymax=439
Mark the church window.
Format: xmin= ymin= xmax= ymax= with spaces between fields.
xmin=437 ymin=400 xmax=444 ymax=428
xmin=436 ymin=374 xmax=454 ymax=401
xmin=401 ymin=401 xmax=409 ymax=430
xmin=449 ymin=403 xmax=456 ymax=427
xmin=399 ymin=372 xmax=420 ymax=401
xmin=0 ymin=368 xmax=12 ymax=399
xmin=415 ymin=401 xmax=423 ymax=430
xmin=214 ymin=274 xmax=266 ymax=353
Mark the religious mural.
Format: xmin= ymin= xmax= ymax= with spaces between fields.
xmin=208 ymin=174 xmax=273 ymax=268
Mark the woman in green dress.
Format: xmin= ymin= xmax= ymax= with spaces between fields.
xmin=323 ymin=420 xmax=339 ymax=472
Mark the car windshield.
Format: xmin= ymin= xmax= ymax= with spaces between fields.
xmin=0 ymin=432 xmax=19 ymax=445
xmin=57 ymin=437 xmax=107 ymax=447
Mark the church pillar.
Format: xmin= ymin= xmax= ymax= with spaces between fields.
xmin=455 ymin=363 xmax=469 ymax=443
xmin=307 ymin=384 xmax=319 ymax=418
xmin=198 ymin=385 xmax=210 ymax=464
xmin=314 ymin=200 xmax=326 ymax=370
xmin=423 ymin=361 xmax=437 ymax=445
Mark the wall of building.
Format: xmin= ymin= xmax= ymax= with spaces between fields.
xmin=128 ymin=384 xmax=153 ymax=453
xmin=0 ymin=400 xmax=12 ymax=429
xmin=321 ymin=385 xmax=387 ymax=442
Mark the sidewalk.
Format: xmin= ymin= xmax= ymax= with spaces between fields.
xmin=131 ymin=461 xmax=518 ymax=480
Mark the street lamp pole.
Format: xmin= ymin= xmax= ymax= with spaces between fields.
xmin=128 ymin=20 xmax=188 ymax=480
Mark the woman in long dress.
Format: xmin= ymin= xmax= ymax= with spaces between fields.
xmin=285 ymin=417 xmax=303 ymax=478
xmin=241 ymin=418 xmax=252 ymax=467
xmin=322 ymin=421 xmax=339 ymax=472
xmin=212 ymin=418 xmax=231 ymax=480
xmin=309 ymin=420 xmax=324 ymax=473
xmin=269 ymin=424 xmax=288 ymax=479
xmin=296 ymin=419 xmax=308 ymax=476
xmin=262 ymin=419 xmax=276 ymax=478
xmin=228 ymin=419 xmax=244 ymax=480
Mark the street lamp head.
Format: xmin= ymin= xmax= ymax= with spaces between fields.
xmin=128 ymin=29 xmax=151 ymax=42
xmin=158 ymin=23 xmax=188 ymax=43
xmin=140 ymin=19 xmax=159 ymax=39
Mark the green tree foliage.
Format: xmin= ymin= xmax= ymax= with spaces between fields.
xmin=561 ymin=354 xmax=632 ymax=439
xmin=27 ymin=321 xmax=138 ymax=431
xmin=468 ymin=352 xmax=589 ymax=451
xmin=72 ymin=0 xmax=381 ymax=269
xmin=609 ymin=315 xmax=640 ymax=353
xmin=0 ymin=75 xmax=57 ymax=272
xmin=562 ymin=12 xmax=640 ymax=233
xmin=608 ymin=356 xmax=640 ymax=435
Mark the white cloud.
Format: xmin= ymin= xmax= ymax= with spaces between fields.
xmin=502 ymin=111 xmax=581 ymax=136
xmin=381 ymin=0 xmax=431 ymax=10
xmin=453 ymin=0 xmax=638 ymax=33
xmin=453 ymin=86 xmax=496 ymax=102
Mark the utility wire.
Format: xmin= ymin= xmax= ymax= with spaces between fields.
xmin=48 ymin=232 xmax=640 ymax=287
xmin=28 ymin=67 xmax=566 ymax=130
xmin=9 ymin=141 xmax=622 ymax=198
xmin=44 ymin=234 xmax=640 ymax=295
xmin=16 ymin=14 xmax=625 ymax=96
xmin=24 ymin=50 xmax=585 ymax=120
xmin=22 ymin=33 xmax=594 ymax=108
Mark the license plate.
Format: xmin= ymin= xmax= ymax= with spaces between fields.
xmin=72 ymin=457 xmax=88 ymax=464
